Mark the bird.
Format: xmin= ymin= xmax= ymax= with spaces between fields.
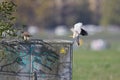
xmin=71 ymin=22 xmax=88 ymax=46
xmin=22 ymin=31 xmax=31 ymax=41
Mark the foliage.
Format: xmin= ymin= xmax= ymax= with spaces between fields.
xmin=6 ymin=0 xmax=94 ymax=29
xmin=0 ymin=1 xmax=17 ymax=38
xmin=101 ymin=0 xmax=120 ymax=26
xmin=9 ymin=0 xmax=53 ymax=28
xmin=74 ymin=0 xmax=93 ymax=24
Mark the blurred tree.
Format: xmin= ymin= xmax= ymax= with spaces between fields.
xmin=101 ymin=0 xmax=120 ymax=26
xmin=4 ymin=0 xmax=94 ymax=29
xmin=0 ymin=1 xmax=17 ymax=38
xmin=34 ymin=0 xmax=57 ymax=29
xmin=54 ymin=0 xmax=93 ymax=27
xmin=73 ymin=0 xmax=93 ymax=25
xmin=8 ymin=0 xmax=56 ymax=29
xmin=10 ymin=0 xmax=35 ymax=25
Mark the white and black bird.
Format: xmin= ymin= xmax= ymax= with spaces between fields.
xmin=71 ymin=22 xmax=88 ymax=46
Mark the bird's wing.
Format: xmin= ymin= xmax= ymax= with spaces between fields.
xmin=80 ymin=28 xmax=88 ymax=36
xmin=74 ymin=22 xmax=82 ymax=34
xmin=70 ymin=28 xmax=79 ymax=38
xmin=74 ymin=26 xmax=81 ymax=34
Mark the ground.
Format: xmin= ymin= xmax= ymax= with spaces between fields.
xmin=73 ymin=31 xmax=120 ymax=80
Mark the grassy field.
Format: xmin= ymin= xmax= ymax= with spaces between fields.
xmin=72 ymin=32 xmax=120 ymax=80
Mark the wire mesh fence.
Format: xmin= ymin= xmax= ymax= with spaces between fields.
xmin=0 ymin=39 xmax=73 ymax=80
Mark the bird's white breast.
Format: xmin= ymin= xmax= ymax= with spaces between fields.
xmin=74 ymin=22 xmax=82 ymax=34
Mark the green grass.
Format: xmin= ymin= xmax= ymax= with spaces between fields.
xmin=72 ymin=32 xmax=120 ymax=80
xmin=73 ymin=49 xmax=120 ymax=80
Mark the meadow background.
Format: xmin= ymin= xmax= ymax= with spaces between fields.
xmin=73 ymin=31 xmax=120 ymax=80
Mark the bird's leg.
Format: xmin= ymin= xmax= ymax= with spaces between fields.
xmin=76 ymin=35 xmax=80 ymax=46
xmin=72 ymin=35 xmax=80 ymax=46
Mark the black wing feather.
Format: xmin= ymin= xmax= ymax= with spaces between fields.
xmin=80 ymin=28 xmax=88 ymax=36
